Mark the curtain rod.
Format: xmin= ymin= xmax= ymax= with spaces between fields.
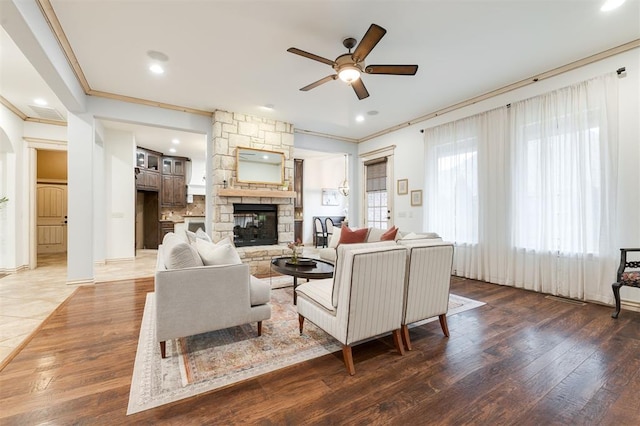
xmin=419 ymin=64 xmax=629 ymax=133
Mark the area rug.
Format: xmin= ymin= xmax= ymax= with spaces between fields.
xmin=127 ymin=284 xmax=484 ymax=415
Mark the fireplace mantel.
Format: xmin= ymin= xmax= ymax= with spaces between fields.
xmin=218 ymin=188 xmax=296 ymax=198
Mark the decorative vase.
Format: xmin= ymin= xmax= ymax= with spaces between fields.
xmin=291 ymin=247 xmax=299 ymax=264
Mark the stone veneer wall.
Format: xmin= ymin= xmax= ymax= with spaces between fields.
xmin=211 ymin=110 xmax=296 ymax=273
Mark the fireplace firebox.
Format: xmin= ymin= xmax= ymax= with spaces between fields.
xmin=233 ymin=204 xmax=278 ymax=247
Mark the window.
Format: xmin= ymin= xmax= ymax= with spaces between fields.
xmin=512 ymin=109 xmax=603 ymax=254
xmin=365 ymin=158 xmax=388 ymax=230
xmin=426 ymin=119 xmax=479 ymax=245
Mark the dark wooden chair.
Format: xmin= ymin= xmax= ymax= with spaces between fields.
xmin=611 ymin=248 xmax=640 ymax=318
xmin=324 ymin=217 xmax=335 ymax=245
xmin=314 ymin=217 xmax=327 ymax=248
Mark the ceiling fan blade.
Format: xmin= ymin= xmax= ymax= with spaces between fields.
xmin=352 ymin=24 xmax=386 ymax=63
xmin=351 ymin=79 xmax=370 ymax=100
xmin=364 ymin=64 xmax=419 ymax=75
xmin=300 ymin=75 xmax=338 ymax=91
xmin=287 ymin=48 xmax=335 ymax=66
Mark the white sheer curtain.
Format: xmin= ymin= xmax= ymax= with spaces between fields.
xmin=425 ymin=73 xmax=619 ymax=303
xmin=425 ymin=107 xmax=510 ymax=283
xmin=507 ymin=73 xmax=619 ymax=302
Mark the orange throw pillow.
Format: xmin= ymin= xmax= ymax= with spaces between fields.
xmin=380 ymin=226 xmax=398 ymax=241
xmin=338 ymin=226 xmax=369 ymax=244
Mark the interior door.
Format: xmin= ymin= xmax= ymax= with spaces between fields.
xmin=37 ymin=184 xmax=67 ymax=253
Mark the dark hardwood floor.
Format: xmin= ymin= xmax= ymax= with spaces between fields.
xmin=1 ymin=276 xmax=639 ymax=425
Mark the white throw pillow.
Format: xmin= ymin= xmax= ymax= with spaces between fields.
xmin=185 ymin=230 xmax=197 ymax=244
xmin=162 ymin=236 xmax=204 ymax=269
xmin=328 ymin=227 xmax=342 ymax=248
xmin=366 ymin=227 xmax=385 ymax=242
xmin=401 ymin=231 xmax=441 ymax=240
xmin=196 ymin=238 xmax=242 ymax=266
xmin=195 ymin=228 xmax=212 ymax=242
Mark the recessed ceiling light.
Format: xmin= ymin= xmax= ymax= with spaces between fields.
xmin=147 ymin=50 xmax=169 ymax=62
xmin=355 ymin=115 xmax=365 ymax=122
xmin=33 ymin=98 xmax=47 ymax=106
xmin=263 ymin=155 xmax=269 ymax=160
xmin=149 ymin=64 xmax=165 ymax=74
xmin=260 ymin=104 xmax=275 ymax=111
xmin=601 ymin=0 xmax=626 ymax=11
xmin=172 ymin=138 xmax=180 ymax=144
xmin=169 ymin=148 xmax=176 ymax=153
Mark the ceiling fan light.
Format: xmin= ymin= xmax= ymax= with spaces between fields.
xmin=338 ymin=66 xmax=361 ymax=83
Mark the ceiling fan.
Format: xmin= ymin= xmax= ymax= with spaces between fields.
xmin=287 ymin=23 xmax=418 ymax=100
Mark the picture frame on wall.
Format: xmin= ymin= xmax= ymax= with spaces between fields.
xmin=411 ymin=190 xmax=423 ymax=206
xmin=321 ymin=188 xmax=340 ymax=206
xmin=397 ymin=179 xmax=408 ymax=195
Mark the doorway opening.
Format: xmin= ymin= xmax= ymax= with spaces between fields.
xmin=36 ymin=149 xmax=68 ymax=267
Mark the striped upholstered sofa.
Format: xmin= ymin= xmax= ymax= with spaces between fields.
xmin=317 ymin=227 xmax=442 ymax=263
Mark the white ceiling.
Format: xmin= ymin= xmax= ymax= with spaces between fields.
xmin=1 ymin=1 xmax=639 ymax=159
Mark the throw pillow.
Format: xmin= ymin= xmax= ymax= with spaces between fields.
xmin=401 ymin=231 xmax=441 ymax=240
xmin=162 ymin=237 xmax=204 ymax=270
xmin=328 ymin=227 xmax=342 ymax=248
xmin=338 ymin=226 xmax=369 ymax=244
xmin=366 ymin=227 xmax=385 ymax=242
xmin=185 ymin=230 xmax=197 ymax=244
xmin=196 ymin=238 xmax=242 ymax=266
xmin=196 ymin=228 xmax=212 ymax=242
xmin=381 ymin=226 xmax=398 ymax=241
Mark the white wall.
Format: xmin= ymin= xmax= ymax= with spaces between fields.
xmin=301 ymin=155 xmax=349 ymax=245
xmin=93 ymin=122 xmax=106 ymax=263
xmin=294 ymin=133 xmax=359 ymax=230
xmin=23 ymin=121 xmax=67 ymax=141
xmin=66 ymin=112 xmax=94 ymax=282
xmin=104 ymin=129 xmax=135 ymax=260
xmin=358 ymin=126 xmax=426 ymax=233
xmin=359 ymin=48 xmax=640 ymax=302
xmin=0 ymin=104 xmax=24 ymax=271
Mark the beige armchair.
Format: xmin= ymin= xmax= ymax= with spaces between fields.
xmin=397 ymin=240 xmax=454 ymax=350
xmin=296 ymin=242 xmax=407 ymax=375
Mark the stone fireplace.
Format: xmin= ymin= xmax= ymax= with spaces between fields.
xmin=210 ymin=110 xmax=296 ymax=275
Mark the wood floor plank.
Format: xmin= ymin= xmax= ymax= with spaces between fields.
xmin=1 ymin=276 xmax=640 ymax=424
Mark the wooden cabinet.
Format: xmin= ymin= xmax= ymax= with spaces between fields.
xmin=294 ymin=159 xmax=304 ymax=242
xmin=294 ymin=159 xmax=303 ymax=208
xmin=161 ymin=175 xmax=186 ymax=208
xmin=135 ymin=147 xmax=161 ymax=191
xmin=294 ymin=220 xmax=303 ymax=242
xmin=160 ymin=156 xmax=187 ymax=208
xmin=159 ymin=221 xmax=175 ymax=242
xmin=161 ymin=157 xmax=185 ymax=176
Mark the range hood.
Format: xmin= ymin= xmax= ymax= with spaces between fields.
xmin=187 ymin=159 xmax=206 ymax=196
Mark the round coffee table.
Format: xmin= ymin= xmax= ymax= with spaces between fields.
xmin=270 ymin=257 xmax=334 ymax=304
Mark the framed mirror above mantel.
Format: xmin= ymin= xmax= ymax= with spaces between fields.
xmin=236 ymin=147 xmax=285 ymax=185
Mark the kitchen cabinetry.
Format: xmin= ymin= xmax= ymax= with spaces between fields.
xmin=135 ymin=148 xmax=161 ymax=191
xmin=294 ymin=159 xmax=304 ymax=242
xmin=159 ymin=221 xmax=175 ymax=242
xmin=294 ymin=159 xmax=303 ymax=208
xmin=160 ymin=156 xmax=187 ymax=208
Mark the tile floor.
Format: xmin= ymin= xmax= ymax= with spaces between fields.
xmin=0 ymin=250 xmax=158 ymax=366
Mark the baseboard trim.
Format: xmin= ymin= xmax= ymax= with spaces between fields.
xmin=621 ymin=299 xmax=640 ymax=313
xmin=0 ymin=264 xmax=29 ymax=274
xmin=66 ymin=278 xmax=95 ymax=286
xmin=105 ymin=257 xmax=136 ymax=264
